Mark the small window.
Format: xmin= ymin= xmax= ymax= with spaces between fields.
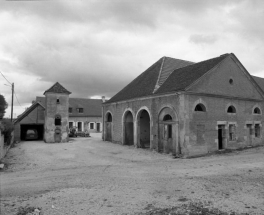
xmin=55 ymin=115 xmax=61 ymax=126
xmin=255 ymin=124 xmax=261 ymax=138
xmin=57 ymin=98 xmax=60 ymax=104
xmin=163 ymin=114 xmax=172 ymax=121
xmin=254 ymin=107 xmax=261 ymax=114
xmin=229 ymin=79 xmax=234 ymax=85
xmin=227 ymin=106 xmax=236 ymax=113
xmin=69 ymin=122 xmax=73 ymax=128
xmin=195 ymin=103 xmax=206 ymax=112
xmin=90 ymin=122 xmax=94 ymax=129
xmin=229 ymin=124 xmax=236 ymax=141
xmin=77 ymin=108 xmax=84 ymax=113
xmin=69 ymin=107 xmax=72 ymax=113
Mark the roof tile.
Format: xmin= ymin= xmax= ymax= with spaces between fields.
xmin=44 ymin=82 xmax=71 ymax=95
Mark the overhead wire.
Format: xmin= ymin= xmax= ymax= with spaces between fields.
xmin=0 ymin=71 xmax=12 ymax=85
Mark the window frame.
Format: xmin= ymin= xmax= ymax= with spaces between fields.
xmin=255 ymin=124 xmax=261 ymax=138
xmin=194 ymin=103 xmax=206 ymax=112
xmin=228 ymin=124 xmax=236 ymax=141
xmin=90 ymin=122 xmax=94 ymax=129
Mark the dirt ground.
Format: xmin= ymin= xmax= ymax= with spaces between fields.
xmin=0 ymin=133 xmax=264 ymax=215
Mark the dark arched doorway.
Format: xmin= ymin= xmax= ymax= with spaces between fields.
xmin=137 ymin=110 xmax=150 ymax=148
xmin=105 ymin=112 xmax=112 ymax=141
xmin=124 ymin=111 xmax=134 ymax=145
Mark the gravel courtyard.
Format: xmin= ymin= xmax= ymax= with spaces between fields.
xmin=1 ymin=133 xmax=264 ymax=215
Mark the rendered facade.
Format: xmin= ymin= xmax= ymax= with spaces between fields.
xmin=102 ymin=53 xmax=264 ymax=157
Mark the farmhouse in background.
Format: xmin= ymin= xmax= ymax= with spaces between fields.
xmin=102 ymin=53 xmax=264 ymax=158
xmin=14 ymin=82 xmax=103 ymax=143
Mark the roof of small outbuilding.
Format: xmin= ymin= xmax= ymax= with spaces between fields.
xmin=14 ymin=102 xmax=45 ymax=124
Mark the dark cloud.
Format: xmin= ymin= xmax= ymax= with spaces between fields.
xmin=1 ymin=0 xmax=264 ymax=117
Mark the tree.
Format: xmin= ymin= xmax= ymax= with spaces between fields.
xmin=0 ymin=94 xmax=8 ymax=119
xmin=0 ymin=118 xmax=14 ymax=145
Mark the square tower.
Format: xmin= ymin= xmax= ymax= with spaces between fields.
xmin=44 ymin=82 xmax=71 ymax=143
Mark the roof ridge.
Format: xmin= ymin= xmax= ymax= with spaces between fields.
xmin=44 ymin=82 xmax=71 ymax=95
xmin=155 ymin=54 xmax=230 ymax=95
xmin=153 ymin=57 xmax=166 ymax=93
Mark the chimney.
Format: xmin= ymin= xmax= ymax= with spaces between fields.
xmin=102 ymin=96 xmax=105 ymax=102
xmin=32 ymin=100 xmax=36 ymax=104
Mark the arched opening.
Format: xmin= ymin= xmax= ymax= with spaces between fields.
xmin=227 ymin=105 xmax=236 ymax=113
xmin=158 ymin=107 xmax=178 ymax=155
xmin=254 ymin=107 xmax=261 ymax=114
xmin=138 ymin=110 xmax=150 ymax=148
xmin=105 ymin=112 xmax=112 ymax=141
xmin=107 ymin=113 xmax=112 ymax=122
xmin=163 ymin=114 xmax=172 ymax=139
xmin=194 ymin=103 xmax=206 ymax=112
xmin=124 ymin=111 xmax=134 ymax=145
xmin=55 ymin=114 xmax=61 ymax=126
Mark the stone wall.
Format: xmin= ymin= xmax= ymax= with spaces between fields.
xmin=102 ymin=93 xmax=187 ymax=155
xmin=186 ymin=94 xmax=264 ymax=157
xmin=44 ymin=93 xmax=69 ymax=143
xmin=103 ymin=92 xmax=264 ymax=158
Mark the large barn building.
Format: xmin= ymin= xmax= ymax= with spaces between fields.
xmin=102 ymin=53 xmax=264 ymax=158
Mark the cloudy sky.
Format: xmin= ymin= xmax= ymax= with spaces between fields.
xmin=1 ymin=0 xmax=264 ymax=118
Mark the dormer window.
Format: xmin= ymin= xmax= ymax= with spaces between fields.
xmin=77 ymin=108 xmax=84 ymax=113
xmin=69 ymin=107 xmax=72 ymax=113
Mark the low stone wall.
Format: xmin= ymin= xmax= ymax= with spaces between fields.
xmin=0 ymin=130 xmax=14 ymax=160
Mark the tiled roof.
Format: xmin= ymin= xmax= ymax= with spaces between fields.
xmin=252 ymin=76 xmax=264 ymax=93
xmin=106 ymin=56 xmax=193 ymax=103
xmin=154 ymin=57 xmax=194 ymax=92
xmin=36 ymin=97 xmax=102 ymax=117
xmin=44 ymin=82 xmax=71 ymax=95
xmin=14 ymin=102 xmax=45 ymax=124
xmin=106 ymin=54 xmax=230 ymax=103
xmin=156 ymin=54 xmax=229 ymax=94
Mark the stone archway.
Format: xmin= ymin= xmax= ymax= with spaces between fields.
xmin=136 ymin=109 xmax=151 ymax=148
xmin=158 ymin=107 xmax=178 ymax=155
xmin=105 ymin=112 xmax=112 ymax=141
xmin=123 ymin=111 xmax=134 ymax=145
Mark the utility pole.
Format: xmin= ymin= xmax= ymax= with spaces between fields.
xmin=11 ymin=83 xmax=14 ymax=122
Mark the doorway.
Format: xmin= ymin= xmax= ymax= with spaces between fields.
xmin=246 ymin=124 xmax=253 ymax=146
xmin=97 ymin=123 xmax=100 ymax=132
xmin=124 ymin=111 xmax=134 ymax=145
xmin=218 ymin=125 xmax=225 ymax=150
xmin=105 ymin=113 xmax=112 ymax=141
xmin=138 ymin=110 xmax=150 ymax=148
